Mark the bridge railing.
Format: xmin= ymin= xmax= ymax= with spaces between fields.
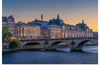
xmin=19 ymin=37 xmax=97 ymax=41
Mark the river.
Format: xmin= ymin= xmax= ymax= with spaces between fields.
xmin=2 ymin=45 xmax=98 ymax=64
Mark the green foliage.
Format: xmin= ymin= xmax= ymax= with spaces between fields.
xmin=2 ymin=26 xmax=13 ymax=42
xmin=9 ymin=40 xmax=21 ymax=49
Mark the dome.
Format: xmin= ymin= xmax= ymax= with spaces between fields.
xmin=76 ymin=20 xmax=89 ymax=30
xmin=2 ymin=16 xmax=7 ymax=22
xmin=48 ymin=15 xmax=64 ymax=26
xmin=8 ymin=15 xmax=15 ymax=21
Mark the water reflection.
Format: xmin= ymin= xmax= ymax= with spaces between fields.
xmin=56 ymin=48 xmax=70 ymax=52
xmin=2 ymin=45 xmax=98 ymax=64
xmin=57 ymin=45 xmax=98 ymax=53
xmin=82 ymin=45 xmax=98 ymax=53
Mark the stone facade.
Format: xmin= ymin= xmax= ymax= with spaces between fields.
xmin=40 ymin=15 xmax=93 ymax=38
xmin=41 ymin=25 xmax=62 ymax=38
xmin=64 ymin=24 xmax=87 ymax=38
xmin=15 ymin=22 xmax=41 ymax=39
xmin=2 ymin=15 xmax=94 ymax=39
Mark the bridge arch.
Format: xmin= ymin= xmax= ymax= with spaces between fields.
xmin=47 ymin=40 xmax=68 ymax=50
xmin=24 ymin=42 xmax=42 ymax=49
xmin=24 ymin=42 xmax=40 ymax=46
xmin=51 ymin=41 xmax=64 ymax=46
xmin=76 ymin=40 xmax=90 ymax=48
xmin=48 ymin=41 xmax=67 ymax=50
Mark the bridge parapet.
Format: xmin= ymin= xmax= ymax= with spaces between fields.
xmin=19 ymin=38 xmax=97 ymax=51
xmin=20 ymin=37 xmax=95 ymax=41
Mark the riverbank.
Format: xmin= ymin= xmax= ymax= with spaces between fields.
xmin=2 ymin=49 xmax=20 ymax=53
xmin=2 ymin=48 xmax=43 ymax=53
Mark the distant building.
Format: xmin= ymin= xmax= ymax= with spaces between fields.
xmin=41 ymin=14 xmax=63 ymax=38
xmin=64 ymin=24 xmax=87 ymax=38
xmin=41 ymin=25 xmax=62 ymax=38
xmin=76 ymin=20 xmax=93 ymax=38
xmin=93 ymin=32 xmax=98 ymax=38
xmin=2 ymin=15 xmax=16 ymax=37
xmin=2 ymin=16 xmax=8 ymax=25
xmin=2 ymin=15 xmax=94 ymax=39
xmin=15 ymin=22 xmax=41 ymax=39
xmin=28 ymin=19 xmax=48 ymax=26
xmin=28 ymin=14 xmax=48 ymax=26
xmin=41 ymin=15 xmax=93 ymax=38
xmin=76 ymin=20 xmax=89 ymax=30
xmin=48 ymin=14 xmax=64 ymax=26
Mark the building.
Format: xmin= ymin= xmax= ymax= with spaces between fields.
xmin=28 ymin=19 xmax=48 ymax=26
xmin=48 ymin=25 xmax=62 ymax=38
xmin=2 ymin=15 xmax=16 ymax=37
xmin=93 ymin=32 xmax=98 ymax=38
xmin=76 ymin=20 xmax=93 ymax=38
xmin=41 ymin=14 xmax=63 ymax=38
xmin=15 ymin=22 xmax=41 ymax=40
xmin=41 ymin=15 xmax=93 ymax=38
xmin=64 ymin=24 xmax=87 ymax=38
xmin=2 ymin=14 xmax=94 ymax=39
xmin=48 ymin=14 xmax=64 ymax=26
xmin=41 ymin=25 xmax=62 ymax=38
xmin=28 ymin=14 xmax=48 ymax=26
xmin=2 ymin=16 xmax=8 ymax=25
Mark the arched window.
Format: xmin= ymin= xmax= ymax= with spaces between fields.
xmin=70 ymin=27 xmax=71 ymax=30
xmin=70 ymin=34 xmax=72 ymax=38
xmin=68 ymin=34 xmax=69 ymax=38
xmin=73 ymin=34 xmax=75 ymax=38
xmin=66 ymin=34 xmax=68 ymax=38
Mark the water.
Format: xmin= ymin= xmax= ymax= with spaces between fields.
xmin=2 ymin=45 xmax=98 ymax=64
xmin=83 ymin=45 xmax=98 ymax=53
xmin=57 ymin=47 xmax=70 ymax=52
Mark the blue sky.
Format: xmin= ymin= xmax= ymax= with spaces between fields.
xmin=2 ymin=0 xmax=98 ymax=31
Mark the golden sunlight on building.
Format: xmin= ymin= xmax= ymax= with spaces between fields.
xmin=15 ymin=25 xmax=41 ymax=40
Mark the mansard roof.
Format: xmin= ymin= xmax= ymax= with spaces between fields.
xmin=65 ymin=24 xmax=80 ymax=28
xmin=76 ymin=20 xmax=89 ymax=30
xmin=8 ymin=15 xmax=15 ymax=22
xmin=15 ymin=22 xmax=27 ymax=26
xmin=27 ymin=19 xmax=48 ymax=26
xmin=2 ymin=16 xmax=8 ymax=22
xmin=32 ymin=19 xmax=48 ymax=23
xmin=48 ymin=15 xmax=64 ymax=26
xmin=15 ymin=21 xmax=40 ymax=27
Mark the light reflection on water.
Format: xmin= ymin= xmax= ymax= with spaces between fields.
xmin=57 ymin=45 xmax=98 ymax=53
xmin=82 ymin=45 xmax=98 ymax=53
xmin=56 ymin=48 xmax=70 ymax=52
xmin=3 ymin=45 xmax=98 ymax=64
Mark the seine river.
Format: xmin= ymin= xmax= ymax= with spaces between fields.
xmin=2 ymin=45 xmax=98 ymax=64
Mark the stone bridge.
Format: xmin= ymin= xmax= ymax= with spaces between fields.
xmin=20 ymin=38 xmax=98 ymax=51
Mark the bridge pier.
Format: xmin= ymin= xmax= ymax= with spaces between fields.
xmin=71 ymin=48 xmax=82 ymax=51
xmin=44 ymin=41 xmax=49 ymax=49
xmin=45 ymin=48 xmax=57 ymax=51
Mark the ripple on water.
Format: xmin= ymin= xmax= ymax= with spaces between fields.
xmin=2 ymin=45 xmax=98 ymax=64
xmin=82 ymin=45 xmax=98 ymax=53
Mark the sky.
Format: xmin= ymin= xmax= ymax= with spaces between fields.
xmin=2 ymin=0 xmax=98 ymax=32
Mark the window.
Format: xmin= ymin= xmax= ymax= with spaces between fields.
xmin=70 ymin=27 xmax=71 ymax=30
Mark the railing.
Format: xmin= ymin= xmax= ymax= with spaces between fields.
xmin=20 ymin=37 xmax=97 ymax=41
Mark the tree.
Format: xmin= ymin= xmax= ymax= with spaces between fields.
xmin=2 ymin=26 xmax=13 ymax=42
xmin=9 ymin=40 xmax=21 ymax=49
